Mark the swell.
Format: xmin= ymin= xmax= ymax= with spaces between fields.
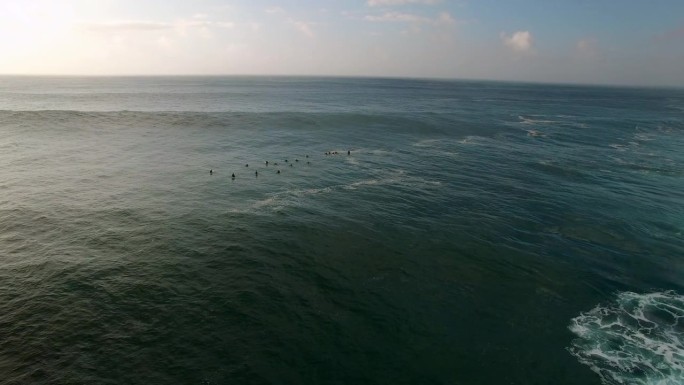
xmin=0 ymin=109 xmax=450 ymax=134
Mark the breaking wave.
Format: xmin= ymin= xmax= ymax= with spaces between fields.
xmin=568 ymin=291 xmax=684 ymax=385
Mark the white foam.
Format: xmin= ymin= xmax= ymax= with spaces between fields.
xmin=252 ymin=196 xmax=278 ymax=208
xmin=345 ymin=157 xmax=360 ymax=166
xmin=518 ymin=115 xmax=558 ymax=125
xmin=352 ymin=147 xmax=391 ymax=156
xmin=251 ymin=170 xmax=440 ymax=211
xmin=413 ymin=139 xmax=440 ymax=147
xmin=568 ymin=291 xmax=684 ymax=385
xmin=252 ymin=186 xmax=333 ymax=209
xmin=410 ymin=139 xmax=461 ymax=158
xmin=526 ymin=129 xmax=545 ymax=137
xmin=459 ymin=135 xmax=485 ymax=144
xmin=343 ymin=179 xmax=382 ymax=190
xmin=633 ymin=133 xmax=654 ymax=142
xmin=516 ymin=115 xmax=589 ymax=129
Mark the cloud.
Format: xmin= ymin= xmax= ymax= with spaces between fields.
xmin=367 ymin=0 xmax=441 ymax=6
xmin=365 ymin=12 xmax=430 ymax=23
xmin=82 ymin=21 xmax=173 ymax=32
xmin=263 ymin=6 xmax=315 ymax=37
xmin=364 ymin=11 xmax=455 ymax=25
xmin=289 ymin=19 xmax=315 ymax=37
xmin=265 ymin=7 xmax=285 ymax=14
xmin=436 ymin=12 xmax=455 ymax=25
xmin=500 ymin=31 xmax=533 ymax=52
xmin=81 ymin=19 xmax=234 ymax=33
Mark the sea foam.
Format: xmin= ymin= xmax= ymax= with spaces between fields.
xmin=568 ymin=291 xmax=684 ymax=385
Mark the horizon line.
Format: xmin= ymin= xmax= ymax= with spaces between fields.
xmin=0 ymin=73 xmax=680 ymax=90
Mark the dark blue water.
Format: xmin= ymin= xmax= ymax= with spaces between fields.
xmin=0 ymin=76 xmax=683 ymax=384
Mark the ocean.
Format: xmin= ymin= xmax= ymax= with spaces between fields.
xmin=0 ymin=76 xmax=682 ymax=384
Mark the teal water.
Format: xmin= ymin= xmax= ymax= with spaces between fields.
xmin=0 ymin=76 xmax=683 ymax=384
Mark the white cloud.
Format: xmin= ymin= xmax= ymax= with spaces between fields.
xmin=367 ymin=0 xmax=441 ymax=6
xmin=364 ymin=11 xmax=455 ymax=26
xmin=436 ymin=12 xmax=455 ymax=25
xmin=266 ymin=7 xmax=314 ymax=37
xmin=81 ymin=19 xmax=235 ymax=33
xmin=500 ymin=31 xmax=533 ymax=52
xmin=82 ymin=21 xmax=173 ymax=32
xmin=365 ymin=12 xmax=430 ymax=23
xmin=265 ymin=7 xmax=285 ymax=14
xmin=289 ymin=19 xmax=315 ymax=37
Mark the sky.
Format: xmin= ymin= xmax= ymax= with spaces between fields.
xmin=0 ymin=0 xmax=683 ymax=86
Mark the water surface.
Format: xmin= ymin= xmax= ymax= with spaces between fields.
xmin=0 ymin=76 xmax=683 ymax=384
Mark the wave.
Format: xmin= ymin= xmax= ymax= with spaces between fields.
xmin=518 ymin=115 xmax=559 ymax=125
xmin=526 ymin=129 xmax=546 ymax=137
xmin=0 ymin=109 xmax=448 ymax=133
xmin=568 ymin=291 xmax=684 ymax=385
xmin=251 ymin=170 xmax=440 ymax=211
xmin=514 ymin=115 xmax=588 ymax=129
xmin=412 ymin=139 xmax=441 ymax=147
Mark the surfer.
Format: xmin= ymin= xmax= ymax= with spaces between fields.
xmin=210 ymin=169 xmax=213 ymax=175
xmin=231 ymin=173 xmax=235 ymax=179
xmin=347 ymin=150 xmax=350 ymax=155
xmin=277 ymin=170 xmax=280 ymax=174
xmin=245 ymin=164 xmax=249 ymax=167
xmin=255 ymin=171 xmax=258 ymax=177
xmin=265 ymin=161 xmax=269 ymax=166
